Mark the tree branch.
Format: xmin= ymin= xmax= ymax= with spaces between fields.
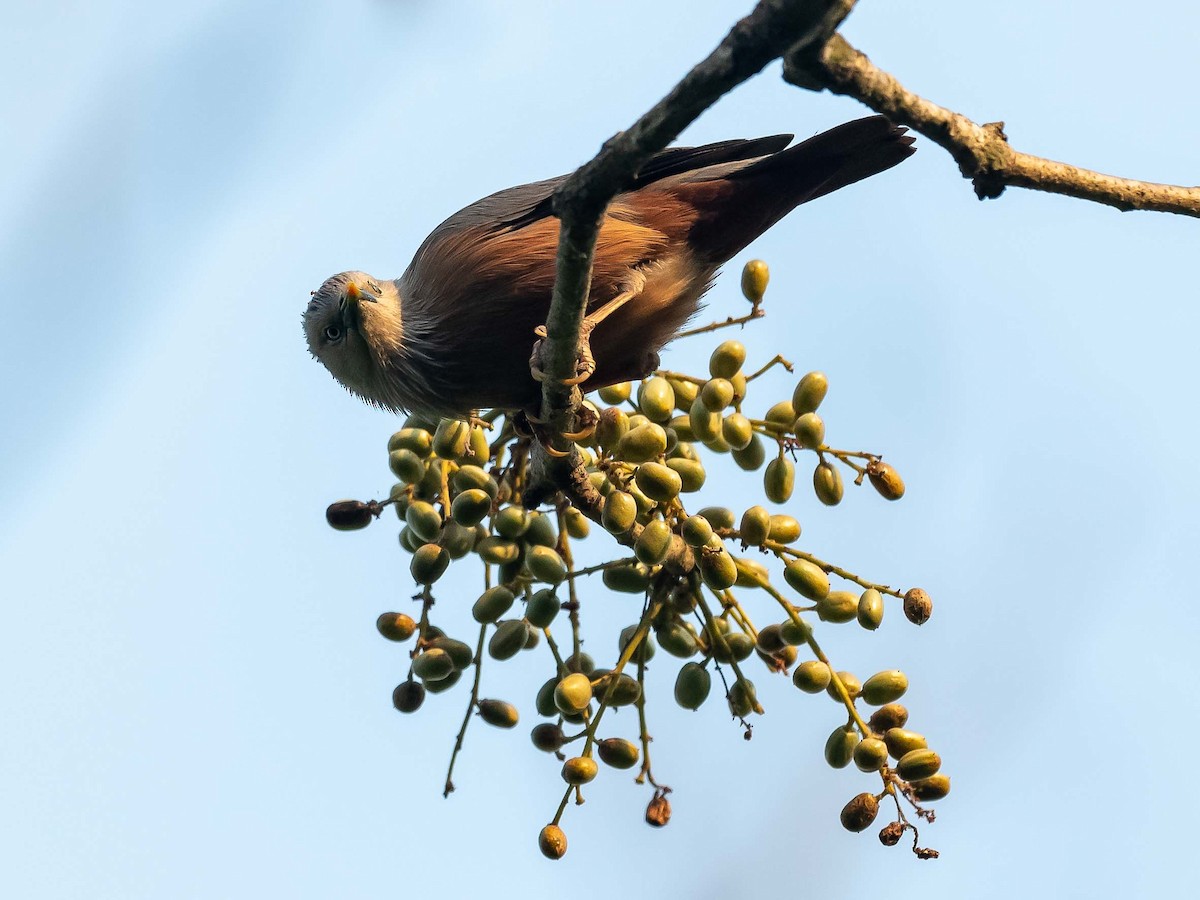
xmin=532 ymin=0 xmax=854 ymax=515
xmin=784 ymin=33 xmax=1200 ymax=217
xmin=530 ymin=0 xmax=1197 ymax=521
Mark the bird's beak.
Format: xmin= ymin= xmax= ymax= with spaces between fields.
xmin=344 ymin=281 xmax=379 ymax=308
xmin=339 ymin=281 xmax=379 ymax=329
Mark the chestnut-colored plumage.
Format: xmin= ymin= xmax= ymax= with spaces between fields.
xmin=304 ymin=116 xmax=914 ymax=417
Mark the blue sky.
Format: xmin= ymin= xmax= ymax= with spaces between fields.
xmin=3 ymin=2 xmax=1197 ymax=897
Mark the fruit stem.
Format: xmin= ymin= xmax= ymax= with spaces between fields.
xmin=744 ymin=353 xmax=794 ymax=381
xmin=692 ymin=586 xmax=762 ymax=714
xmin=758 ymin=537 xmax=904 ymax=599
xmin=443 ymin=622 xmax=488 ymax=797
xmin=674 ymin=305 xmax=766 ymax=339
xmin=633 ymin=658 xmax=668 ymax=790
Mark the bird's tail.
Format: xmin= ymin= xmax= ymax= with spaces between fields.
xmin=677 ymin=116 xmax=915 ymax=264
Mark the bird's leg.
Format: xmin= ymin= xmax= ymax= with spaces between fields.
xmin=529 ymin=272 xmax=645 ymax=387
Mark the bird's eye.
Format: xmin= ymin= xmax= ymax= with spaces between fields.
xmin=368 ymin=281 xmax=381 ymax=293
xmin=323 ymin=324 xmax=344 ymax=342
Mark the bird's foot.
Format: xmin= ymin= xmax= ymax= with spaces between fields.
xmin=528 ymin=321 xmax=599 ymax=387
xmin=528 ymin=285 xmax=639 ymax=388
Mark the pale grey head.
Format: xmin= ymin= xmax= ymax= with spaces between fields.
xmin=303 ymin=270 xmax=425 ymax=413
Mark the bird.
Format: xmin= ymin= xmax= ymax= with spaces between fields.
xmin=304 ymin=116 xmax=914 ymax=420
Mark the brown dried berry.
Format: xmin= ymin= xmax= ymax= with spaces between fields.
xmin=866 ymin=459 xmax=905 ymax=500
xmin=840 ymin=792 xmax=880 ymax=832
xmin=903 ymin=587 xmax=933 ymax=625
xmin=645 ymin=792 xmax=672 ymax=827
xmin=879 ymin=821 xmax=905 ymax=846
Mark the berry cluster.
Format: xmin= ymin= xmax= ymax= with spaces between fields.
xmin=325 ymin=261 xmax=945 ymax=859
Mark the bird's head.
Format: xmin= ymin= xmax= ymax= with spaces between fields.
xmin=303 ymin=271 xmax=408 ymax=410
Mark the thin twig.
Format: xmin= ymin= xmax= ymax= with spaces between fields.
xmin=785 ymin=33 xmax=1200 ymax=217
xmin=675 ymin=306 xmax=765 ymax=338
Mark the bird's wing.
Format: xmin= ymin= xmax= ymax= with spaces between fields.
xmin=485 ymin=135 xmax=794 ymax=232
xmin=400 ymin=135 xmax=795 ymax=307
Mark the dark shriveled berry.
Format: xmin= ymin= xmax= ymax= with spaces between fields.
xmin=392 ymin=680 xmax=425 ymax=713
xmin=531 ymin=722 xmax=566 ymax=752
xmin=840 ymin=792 xmax=880 ymax=832
xmin=325 ymin=499 xmax=377 ymax=530
xmin=645 ymin=793 xmax=672 ymax=827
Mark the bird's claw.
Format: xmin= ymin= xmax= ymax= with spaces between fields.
xmin=528 ymin=322 xmax=598 ymax=388
xmin=560 ymin=403 xmax=599 ymax=443
xmin=511 ymin=403 xmax=596 ymax=457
